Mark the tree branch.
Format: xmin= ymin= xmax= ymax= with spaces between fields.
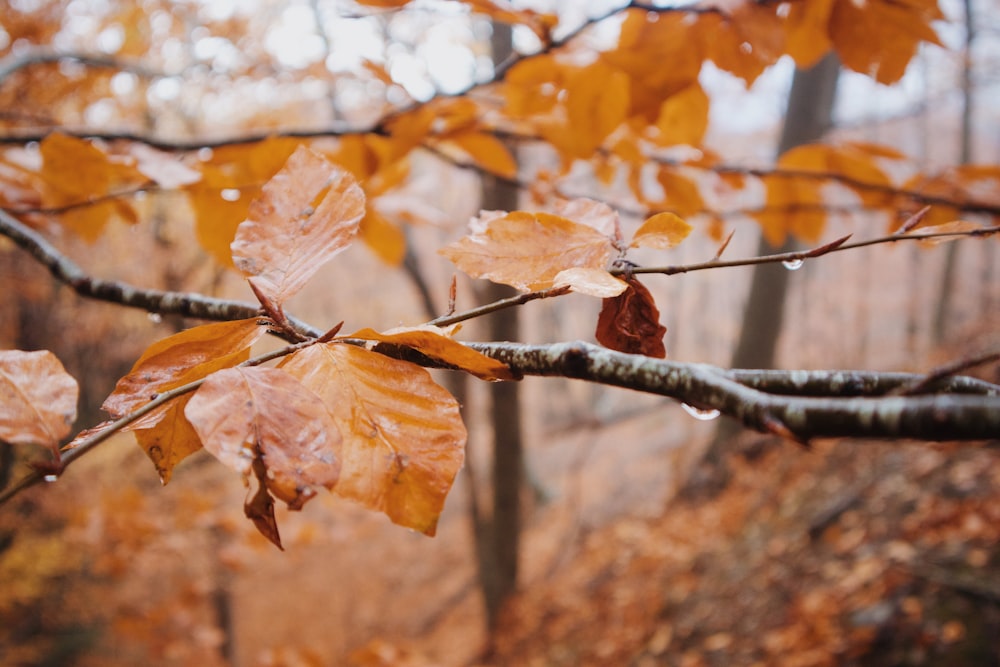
xmin=466 ymin=341 xmax=1000 ymax=442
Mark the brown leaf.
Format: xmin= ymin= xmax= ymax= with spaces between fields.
xmin=0 ymin=350 xmax=79 ymax=459
xmin=231 ymin=146 xmax=365 ymax=307
xmin=102 ymin=319 xmax=264 ymax=424
xmin=595 ymin=276 xmax=667 ymax=358
xmin=245 ymin=458 xmax=283 ymax=550
xmin=631 ymin=212 xmax=693 ymax=249
xmin=449 ymin=131 xmax=517 ymax=179
xmin=127 ymin=143 xmax=201 ymax=188
xmin=184 ymin=366 xmax=342 ymax=511
xmin=280 ymin=343 xmax=466 ymax=535
xmin=439 ymin=210 xmax=616 ymax=291
xmin=348 ymin=326 xmax=515 ymax=381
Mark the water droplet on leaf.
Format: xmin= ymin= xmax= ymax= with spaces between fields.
xmin=681 ymin=403 xmax=721 ymax=421
xmin=43 ymin=474 xmax=58 ymax=483
xmin=147 ymin=312 xmax=162 ymax=323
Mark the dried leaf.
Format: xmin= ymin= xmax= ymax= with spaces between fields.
xmin=185 ymin=366 xmax=341 ymax=511
xmin=656 ymin=168 xmax=704 ymax=217
xmin=595 ymin=277 xmax=667 ymax=358
xmin=440 ymin=210 xmax=616 ymax=291
xmin=245 ymin=458 xmax=283 ymax=550
xmin=102 ymin=319 xmax=264 ymax=424
xmin=231 ymin=146 xmax=365 ymax=307
xmin=0 ymin=350 xmax=78 ymax=457
xmin=348 ymin=326 xmax=515 ymax=381
xmin=280 ymin=344 xmax=466 ymax=535
xmin=916 ymin=220 xmax=982 ymax=246
xmin=553 ymin=267 xmax=628 ymax=298
xmin=553 ymin=198 xmax=621 ymax=239
xmin=631 ymin=212 xmax=693 ymax=249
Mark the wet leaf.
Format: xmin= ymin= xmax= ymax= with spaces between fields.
xmin=280 ymin=343 xmax=466 ymax=535
xmin=231 ymin=146 xmax=365 ymax=307
xmin=440 ymin=210 xmax=616 ymax=291
xmin=595 ymin=277 xmax=667 ymax=358
xmin=553 ymin=267 xmax=628 ymax=298
xmin=132 ymin=397 xmax=203 ymax=484
xmin=102 ymin=319 xmax=263 ymax=424
xmin=0 ymin=350 xmax=78 ymax=458
xmin=348 ymin=326 xmax=515 ymax=381
xmin=631 ymin=212 xmax=693 ymax=249
xmin=185 ymin=366 xmax=342 ymax=512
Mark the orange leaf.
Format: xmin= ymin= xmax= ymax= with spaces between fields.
xmin=0 ymin=350 xmax=78 ymax=457
xmin=102 ymin=319 xmax=264 ymax=424
xmin=449 ymin=131 xmax=517 ymax=179
xmin=554 ymin=198 xmax=622 ymax=239
xmin=360 ymin=207 xmax=406 ymax=266
xmin=654 ymin=82 xmax=709 ymax=147
xmin=280 ymin=344 xmax=466 ymax=535
xmin=348 ymin=326 xmax=515 ymax=381
xmin=657 ymin=168 xmax=705 ymax=217
xmin=784 ymin=0 xmax=836 ymax=67
xmin=595 ymin=277 xmax=667 ymax=358
xmin=184 ymin=366 xmax=342 ymax=511
xmin=38 ymin=133 xmax=144 ymax=240
xmin=830 ymin=0 xmax=942 ymax=84
xmin=439 ymin=210 xmax=616 ymax=291
xmin=187 ymin=137 xmax=302 ymax=266
xmin=553 ymin=267 xmax=628 ymax=298
xmin=631 ymin=212 xmax=693 ymax=249
xmin=231 ymin=146 xmax=365 ymax=307
xmin=132 ymin=397 xmax=203 ymax=484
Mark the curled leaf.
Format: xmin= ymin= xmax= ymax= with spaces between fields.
xmin=348 ymin=326 xmax=515 ymax=381
xmin=595 ymin=276 xmax=667 ymax=358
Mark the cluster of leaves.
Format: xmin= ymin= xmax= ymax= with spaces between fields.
xmin=0 ymin=146 xmax=697 ymax=546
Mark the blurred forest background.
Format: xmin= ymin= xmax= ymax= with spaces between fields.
xmin=0 ymin=0 xmax=999 ymax=665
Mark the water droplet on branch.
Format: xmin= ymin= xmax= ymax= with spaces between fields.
xmin=681 ymin=403 xmax=721 ymax=421
xmin=782 ymin=258 xmax=804 ymax=271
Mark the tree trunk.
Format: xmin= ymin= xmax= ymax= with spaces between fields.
xmin=933 ymin=0 xmax=973 ymax=343
xmin=475 ymin=21 xmax=523 ymax=632
xmin=681 ymin=53 xmax=842 ymax=500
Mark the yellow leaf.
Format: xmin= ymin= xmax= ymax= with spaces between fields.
xmin=631 ymin=212 xmax=693 ymax=249
xmin=231 ymin=146 xmax=365 ymax=307
xmin=439 ymin=210 xmax=616 ymax=291
xmin=561 ymin=61 xmax=630 ymax=158
xmin=348 ymin=326 xmax=515 ymax=381
xmin=280 ymin=344 xmax=466 ymax=535
xmin=784 ymin=0 xmax=835 ymax=67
